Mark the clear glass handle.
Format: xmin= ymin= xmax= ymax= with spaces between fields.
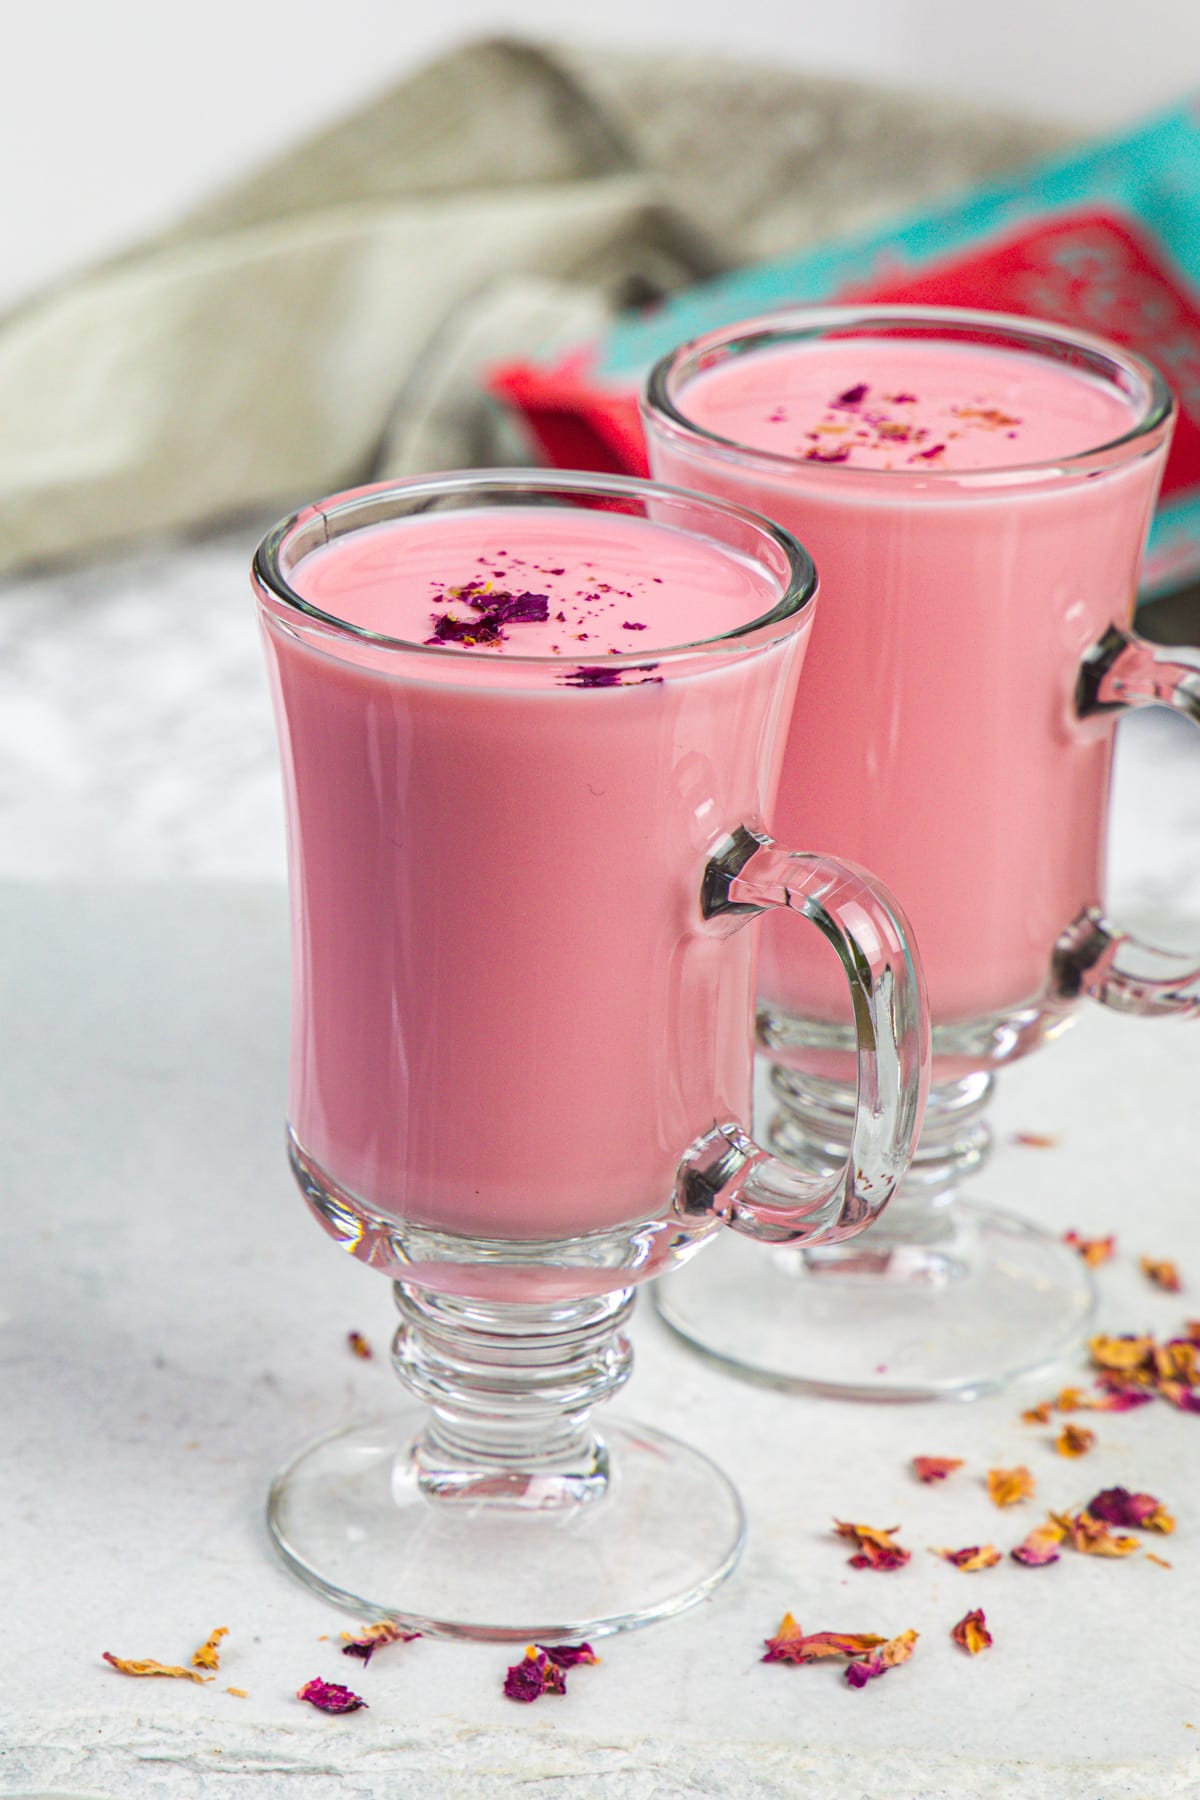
xmin=676 ymin=827 xmax=930 ymax=1245
xmin=1058 ymin=626 xmax=1200 ymax=1018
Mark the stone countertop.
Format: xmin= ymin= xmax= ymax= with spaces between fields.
xmin=2 ymin=532 xmax=1200 ymax=1798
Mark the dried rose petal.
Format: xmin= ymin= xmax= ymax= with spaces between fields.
xmin=1159 ymin=1381 xmax=1200 ymax=1414
xmin=297 ymin=1677 xmax=368 ymax=1713
xmin=1021 ymin=1400 xmax=1053 ymax=1425
xmin=1090 ymin=1334 xmax=1155 ymax=1374
xmin=1054 ymin=1386 xmax=1091 ymax=1412
xmin=912 ymin=1456 xmax=963 ymax=1483
xmin=1063 ymin=1230 xmax=1114 ymax=1266
xmin=226 ymin=1686 xmax=248 ymax=1698
xmin=762 ymin=1613 xmax=886 ymax=1665
xmin=1141 ymin=1257 xmax=1183 ymax=1293
xmin=1145 ymin=1552 xmax=1173 ymax=1569
xmin=1011 ymin=1519 xmax=1065 ymax=1567
xmin=986 ymin=1466 xmax=1034 ymax=1507
xmin=561 ymin=662 xmax=661 ymax=689
xmin=1091 ymin=1375 xmax=1155 ymax=1412
xmin=341 ymin=1620 xmax=422 ymax=1663
xmin=503 ymin=1647 xmax=567 ymax=1703
xmin=1155 ymin=1340 xmax=1199 ymax=1384
xmin=103 ymin=1653 xmax=211 ymax=1684
xmin=833 ymin=383 xmax=869 ymax=408
xmin=1055 ymin=1424 xmax=1096 ymax=1458
xmin=1085 ymin=1488 xmax=1175 ymax=1533
xmin=191 ymin=1627 xmax=228 ymax=1671
xmin=951 ymin=1609 xmax=992 ymax=1654
xmin=1016 ymin=1132 xmax=1058 ymax=1148
xmin=833 ymin=1520 xmax=911 ymax=1571
xmin=1061 ymin=1510 xmax=1140 ymax=1557
xmin=1185 ymin=1320 xmax=1200 ymax=1343
xmin=347 ymin=1330 xmax=373 ymax=1360
xmin=540 ymin=1642 xmax=599 ymax=1670
xmin=932 ymin=1545 xmax=1001 ymax=1571
xmin=844 ymin=1628 xmax=918 ymax=1688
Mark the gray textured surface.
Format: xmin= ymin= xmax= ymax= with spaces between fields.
xmin=1 ymin=883 xmax=1199 ymax=1798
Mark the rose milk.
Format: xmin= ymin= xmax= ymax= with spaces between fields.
xmin=648 ymin=334 xmax=1165 ymax=1033
xmin=257 ymin=503 xmax=808 ymax=1240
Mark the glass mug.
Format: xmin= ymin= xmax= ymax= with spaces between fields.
xmin=252 ymin=470 xmax=928 ymax=1638
xmin=644 ymin=305 xmax=1200 ymax=1401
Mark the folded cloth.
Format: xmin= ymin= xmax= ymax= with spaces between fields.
xmin=0 ymin=37 xmax=1062 ymax=578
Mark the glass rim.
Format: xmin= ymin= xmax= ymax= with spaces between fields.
xmin=252 ymin=468 xmax=818 ymax=665
xmin=642 ymin=303 xmax=1177 ymax=485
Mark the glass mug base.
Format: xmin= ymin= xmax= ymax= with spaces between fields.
xmin=267 ymin=1409 xmax=745 ymax=1641
xmin=653 ymin=1199 xmax=1095 ymax=1403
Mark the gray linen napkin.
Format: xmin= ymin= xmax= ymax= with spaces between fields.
xmin=0 ymin=37 xmax=1063 ymax=577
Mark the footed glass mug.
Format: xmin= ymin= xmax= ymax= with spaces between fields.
xmin=252 ymin=470 xmax=928 ymax=1638
xmin=645 ymin=305 xmax=1200 ymax=1402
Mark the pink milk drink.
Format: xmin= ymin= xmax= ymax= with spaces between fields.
xmin=643 ymin=308 xmax=1199 ymax=1403
xmin=252 ymin=472 xmax=930 ymax=1637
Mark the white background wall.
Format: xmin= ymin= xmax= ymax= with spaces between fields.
xmin=5 ymin=0 xmax=1199 ymax=312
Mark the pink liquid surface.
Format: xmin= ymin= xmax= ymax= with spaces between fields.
xmin=650 ymin=336 xmax=1167 ymax=1034
xmin=259 ymin=505 xmax=807 ymax=1239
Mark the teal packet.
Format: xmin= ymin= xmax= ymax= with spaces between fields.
xmin=492 ymin=98 xmax=1200 ymax=599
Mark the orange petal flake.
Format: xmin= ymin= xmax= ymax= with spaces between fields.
xmin=1141 ymin=1258 xmax=1182 ymax=1293
xmin=932 ymin=1544 xmax=1001 ymax=1571
xmin=1011 ymin=1518 xmax=1066 ymax=1567
xmin=1021 ymin=1400 xmax=1053 ymax=1425
xmin=761 ymin=1612 xmax=887 ymax=1664
xmin=1089 ymin=1334 xmax=1156 ymax=1374
xmin=1015 ymin=1132 xmax=1058 ymax=1148
xmin=833 ymin=1520 xmax=912 ymax=1570
xmin=102 ymin=1653 xmax=212 ymax=1684
xmin=844 ymin=1628 xmax=919 ymax=1687
xmin=1060 ymin=1509 xmax=1140 ymax=1557
xmin=191 ymin=1627 xmax=228 ymax=1671
xmin=1055 ymin=1424 xmax=1096 ymax=1457
xmin=951 ymin=1609 xmax=993 ymax=1654
xmin=986 ymin=1466 xmax=1035 ymax=1507
xmin=912 ymin=1456 xmax=963 ymax=1483
xmin=347 ymin=1330 xmax=373 ymax=1359
xmin=1063 ymin=1231 xmax=1116 ymax=1267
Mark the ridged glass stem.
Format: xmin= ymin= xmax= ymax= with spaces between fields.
xmin=392 ymin=1284 xmax=635 ymax=1507
xmin=768 ymin=1067 xmax=994 ymax=1246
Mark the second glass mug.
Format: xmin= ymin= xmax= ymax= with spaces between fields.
xmin=644 ymin=304 xmax=1200 ymax=1402
xmin=252 ymin=470 xmax=929 ymax=1639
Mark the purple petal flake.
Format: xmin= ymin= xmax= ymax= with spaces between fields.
xmin=503 ymin=1648 xmax=568 ymax=1703
xmin=833 ymin=383 xmax=869 ymax=408
xmin=425 ymin=588 xmax=549 ymax=648
xmin=296 ymin=1677 xmax=368 ymax=1714
xmin=844 ymin=1655 xmax=885 ymax=1687
xmin=804 ymin=443 xmax=853 ymax=463
xmin=540 ymin=1641 xmax=598 ymax=1670
xmin=561 ymin=663 xmax=661 ymax=689
xmin=620 ymin=620 xmax=648 ymax=631
xmin=913 ymin=443 xmax=947 ymax=461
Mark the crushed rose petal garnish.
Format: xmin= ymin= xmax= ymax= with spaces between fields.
xmin=932 ymin=1545 xmax=1001 ymax=1571
xmin=1085 ymin=1488 xmax=1175 ymax=1533
xmin=1063 ymin=1230 xmax=1116 ymax=1266
xmin=1055 ymin=1424 xmax=1097 ymax=1458
xmin=761 ymin=1613 xmax=886 ymax=1664
xmin=347 ymin=1330 xmax=373 ymax=1360
xmin=1015 ymin=1131 xmax=1058 ymax=1149
xmin=912 ymin=1456 xmax=963 ymax=1483
xmin=1021 ymin=1400 xmax=1053 ymax=1425
xmin=1090 ymin=1334 xmax=1156 ymax=1374
xmin=503 ymin=1647 xmax=568 ymax=1703
xmin=296 ymin=1677 xmax=368 ymax=1713
xmin=1141 ymin=1257 xmax=1183 ymax=1293
xmin=951 ymin=1609 xmax=993 ymax=1654
xmin=986 ymin=1466 xmax=1035 ymax=1508
xmin=190 ymin=1627 xmax=228 ymax=1671
xmin=844 ymin=1629 xmax=918 ymax=1688
xmin=833 ymin=1520 xmax=912 ymax=1571
xmin=540 ymin=1642 xmax=599 ymax=1670
xmin=226 ymin=1686 xmax=248 ymax=1698
xmin=341 ymin=1620 xmax=423 ymax=1663
xmin=102 ymin=1653 xmax=212 ymax=1683
xmin=1010 ymin=1519 xmax=1066 ymax=1567
xmin=1057 ymin=1509 xmax=1140 ymax=1558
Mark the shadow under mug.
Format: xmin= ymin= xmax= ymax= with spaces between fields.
xmin=643 ymin=303 xmax=1200 ymax=1401
xmin=252 ymin=469 xmax=929 ymax=1637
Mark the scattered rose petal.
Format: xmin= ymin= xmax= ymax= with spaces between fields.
xmin=1059 ymin=1509 xmax=1140 ymax=1557
xmin=834 ymin=1520 xmax=912 ymax=1570
xmin=843 ymin=1629 xmax=918 ymax=1688
xmin=1090 ymin=1334 xmax=1155 ymax=1374
xmin=297 ymin=1677 xmax=368 ymax=1713
xmin=1016 ymin=1132 xmax=1058 ymax=1148
xmin=1141 ymin=1257 xmax=1183 ymax=1293
xmin=541 ymin=1642 xmax=599 ymax=1670
xmin=1155 ymin=1340 xmax=1199 ymax=1384
xmin=932 ymin=1544 xmax=1001 ymax=1571
xmin=103 ymin=1653 xmax=211 ymax=1684
xmin=1185 ymin=1320 xmax=1200 ymax=1343
xmin=1160 ymin=1382 xmax=1200 ymax=1413
xmin=1021 ymin=1401 xmax=1053 ymax=1425
xmin=912 ymin=1456 xmax=963 ymax=1483
xmin=762 ymin=1613 xmax=886 ymax=1664
xmin=1146 ymin=1552 xmax=1173 ymax=1569
xmin=347 ymin=1330 xmax=373 ymax=1360
xmin=1063 ymin=1230 xmax=1115 ymax=1266
xmin=226 ymin=1686 xmax=248 ymax=1698
xmin=191 ymin=1627 xmax=228 ymax=1671
xmin=833 ymin=383 xmax=869 ymax=408
xmin=503 ymin=1647 xmax=568 ymax=1703
xmin=1011 ymin=1519 xmax=1066 ymax=1567
xmin=986 ymin=1466 xmax=1035 ymax=1508
xmin=1085 ymin=1488 xmax=1175 ymax=1533
xmin=951 ymin=1609 xmax=992 ymax=1654
xmin=341 ymin=1621 xmax=422 ymax=1664
xmin=1054 ymin=1386 xmax=1090 ymax=1412
xmin=1055 ymin=1424 xmax=1096 ymax=1458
